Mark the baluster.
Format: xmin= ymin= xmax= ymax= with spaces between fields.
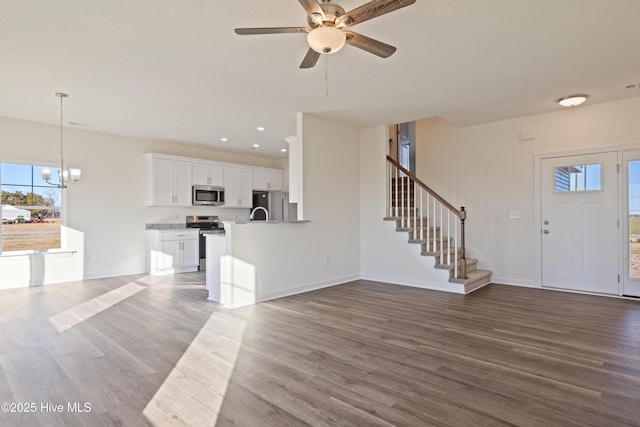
xmin=447 ymin=210 xmax=451 ymax=266
xmin=420 ymin=188 xmax=424 ymax=241
xmin=454 ymin=217 xmax=458 ymax=278
xmin=413 ymin=179 xmax=417 ymax=240
xmin=433 ymin=195 xmax=437 ymax=253
xmin=439 ymin=203 xmax=443 ymax=264
xmin=460 ymin=207 xmax=467 ymax=279
xmin=395 ymin=166 xmax=399 ymax=218
xmin=388 ymin=162 xmax=391 ymax=217
xmin=401 ymin=171 xmax=405 ymax=227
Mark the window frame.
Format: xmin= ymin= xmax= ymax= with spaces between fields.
xmin=1 ymin=160 xmax=66 ymax=255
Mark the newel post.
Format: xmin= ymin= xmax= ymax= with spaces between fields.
xmin=459 ymin=207 xmax=467 ymax=279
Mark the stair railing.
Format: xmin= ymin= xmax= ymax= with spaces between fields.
xmin=386 ymin=155 xmax=467 ymax=279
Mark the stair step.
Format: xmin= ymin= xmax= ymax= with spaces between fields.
xmin=383 ymin=202 xmax=492 ymax=294
xmin=450 ymin=269 xmax=492 ymax=293
xmin=422 ymin=247 xmax=461 ymax=258
xmin=389 ymin=216 xmax=423 ymax=224
xmin=407 ymin=235 xmax=447 ymax=244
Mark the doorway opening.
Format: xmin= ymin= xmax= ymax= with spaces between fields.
xmin=388 ymin=122 xmax=416 ymax=174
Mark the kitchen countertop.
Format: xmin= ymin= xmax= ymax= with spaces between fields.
xmin=231 ymin=220 xmax=311 ymax=225
xmin=145 ymin=223 xmax=186 ymax=230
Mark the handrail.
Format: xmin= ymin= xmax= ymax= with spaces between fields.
xmin=386 ymin=155 xmax=462 ymax=218
xmin=386 ymin=155 xmax=467 ymax=279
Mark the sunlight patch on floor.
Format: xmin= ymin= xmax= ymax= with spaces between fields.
xmin=143 ymin=309 xmax=250 ymax=426
xmin=48 ymin=282 xmax=145 ymax=332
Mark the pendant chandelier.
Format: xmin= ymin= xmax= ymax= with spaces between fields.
xmin=41 ymin=92 xmax=81 ymax=188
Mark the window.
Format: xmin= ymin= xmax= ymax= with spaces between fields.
xmin=555 ymin=163 xmax=602 ymax=192
xmin=1 ymin=163 xmax=62 ymax=252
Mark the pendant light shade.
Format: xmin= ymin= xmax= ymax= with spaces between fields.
xmin=41 ymin=92 xmax=81 ymax=188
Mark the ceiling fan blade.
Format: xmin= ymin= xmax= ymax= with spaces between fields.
xmin=300 ymin=48 xmax=321 ymax=69
xmin=336 ymin=0 xmax=416 ymax=27
xmin=298 ymin=0 xmax=325 ymax=21
xmin=344 ymin=31 xmax=396 ymax=58
xmin=234 ymin=27 xmax=309 ymax=35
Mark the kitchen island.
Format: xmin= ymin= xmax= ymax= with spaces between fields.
xmin=205 ymin=219 xmax=361 ymax=309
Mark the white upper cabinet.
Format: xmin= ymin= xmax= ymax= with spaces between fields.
xmin=193 ymin=162 xmax=224 ymax=187
xmin=148 ymin=155 xmax=192 ymax=206
xmin=146 ymin=153 xmax=284 ymax=208
xmin=252 ymin=170 xmax=283 ymax=191
xmin=223 ymin=167 xmax=252 ymax=208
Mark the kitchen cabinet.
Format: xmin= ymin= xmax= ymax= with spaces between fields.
xmin=223 ymin=167 xmax=252 ymax=207
xmin=147 ymin=155 xmax=192 ymax=206
xmin=252 ymin=170 xmax=283 ymax=191
xmin=146 ymin=229 xmax=199 ymax=275
xmin=193 ymin=162 xmax=223 ymax=186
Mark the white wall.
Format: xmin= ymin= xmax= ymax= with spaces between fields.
xmin=225 ymin=113 xmax=361 ymax=301
xmin=0 ymin=116 xmax=281 ymax=289
xmin=415 ymin=96 xmax=640 ymax=286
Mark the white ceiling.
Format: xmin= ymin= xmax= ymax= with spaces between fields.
xmin=1 ymin=0 xmax=640 ymax=158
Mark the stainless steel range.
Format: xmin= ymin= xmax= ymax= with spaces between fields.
xmin=186 ymin=215 xmax=224 ymax=271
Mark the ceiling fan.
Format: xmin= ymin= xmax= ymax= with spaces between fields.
xmin=234 ymin=0 xmax=416 ymax=69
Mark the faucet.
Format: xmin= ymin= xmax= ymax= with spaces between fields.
xmin=249 ymin=206 xmax=269 ymax=221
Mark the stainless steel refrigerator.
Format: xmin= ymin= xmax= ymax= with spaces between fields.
xmin=251 ymin=191 xmax=296 ymax=221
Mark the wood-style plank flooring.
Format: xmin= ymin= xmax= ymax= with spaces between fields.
xmin=1 ymin=274 xmax=640 ymax=426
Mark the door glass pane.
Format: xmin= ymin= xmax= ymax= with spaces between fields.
xmin=629 ymin=160 xmax=640 ymax=278
xmin=555 ymin=163 xmax=602 ymax=192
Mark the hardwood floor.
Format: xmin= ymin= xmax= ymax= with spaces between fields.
xmin=1 ymin=275 xmax=640 ymax=426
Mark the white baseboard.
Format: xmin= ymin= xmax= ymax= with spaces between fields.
xmin=259 ymin=274 xmax=360 ymax=302
xmin=360 ymin=273 xmax=466 ymax=294
xmin=490 ymin=276 xmax=539 ymax=288
xmin=82 ymin=268 xmax=147 ymax=281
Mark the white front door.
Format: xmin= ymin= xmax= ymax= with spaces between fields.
xmin=541 ymin=152 xmax=619 ymax=294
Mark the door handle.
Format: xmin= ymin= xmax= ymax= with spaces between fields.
xmin=543 ymin=230 xmax=550 ymax=234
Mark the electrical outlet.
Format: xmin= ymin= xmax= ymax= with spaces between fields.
xmin=323 ymin=257 xmax=330 ymax=267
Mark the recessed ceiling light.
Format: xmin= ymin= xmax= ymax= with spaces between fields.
xmin=557 ymin=94 xmax=589 ymax=107
xmin=252 ymin=144 xmax=260 ymax=149
xmin=281 ymin=148 xmax=288 ymax=152
xmin=257 ymin=126 xmax=266 ymax=131
xmin=220 ymin=137 xmax=228 ymax=142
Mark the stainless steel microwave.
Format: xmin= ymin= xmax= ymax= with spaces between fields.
xmin=192 ymin=185 xmax=224 ymax=206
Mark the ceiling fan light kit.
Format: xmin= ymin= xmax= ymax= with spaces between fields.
xmin=307 ymin=26 xmax=346 ymax=53
xmin=234 ymin=0 xmax=416 ymax=68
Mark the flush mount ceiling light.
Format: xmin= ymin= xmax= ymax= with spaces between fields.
xmin=220 ymin=137 xmax=228 ymax=142
xmin=41 ymin=92 xmax=81 ymax=188
xmin=557 ymin=94 xmax=589 ymax=107
xmin=256 ymin=126 xmax=266 ymax=131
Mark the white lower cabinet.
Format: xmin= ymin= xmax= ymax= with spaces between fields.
xmin=146 ymin=229 xmax=199 ymax=275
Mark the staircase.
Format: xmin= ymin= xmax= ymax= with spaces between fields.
xmin=385 ymin=156 xmax=492 ymax=294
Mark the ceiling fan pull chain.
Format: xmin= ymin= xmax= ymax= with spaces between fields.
xmin=325 ymin=54 xmax=329 ymax=97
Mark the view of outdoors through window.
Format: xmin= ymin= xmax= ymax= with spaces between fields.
xmin=555 ymin=163 xmax=602 ymax=192
xmin=629 ymin=161 xmax=640 ymax=278
xmin=1 ymin=163 xmax=62 ymax=252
